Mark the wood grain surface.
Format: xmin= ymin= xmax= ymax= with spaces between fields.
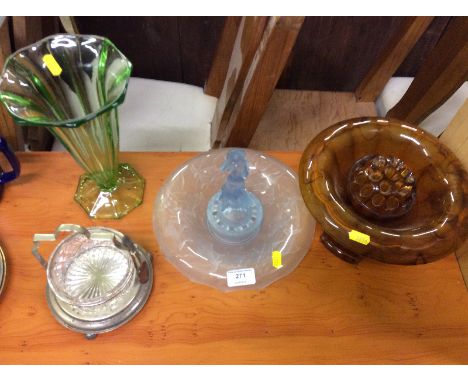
xmin=277 ymin=16 xmax=447 ymax=92
xmin=74 ymin=16 xmax=225 ymax=88
xmin=70 ymin=16 xmax=449 ymax=92
xmin=249 ymin=90 xmax=376 ymax=151
xmin=1 ymin=152 xmax=468 ymax=365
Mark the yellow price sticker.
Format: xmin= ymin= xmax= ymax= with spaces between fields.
xmin=272 ymin=250 xmax=283 ymax=269
xmin=42 ymin=54 xmax=62 ymax=76
xmin=348 ymin=230 xmax=370 ymax=245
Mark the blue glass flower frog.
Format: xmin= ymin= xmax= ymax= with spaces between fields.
xmin=207 ymin=149 xmax=264 ymax=244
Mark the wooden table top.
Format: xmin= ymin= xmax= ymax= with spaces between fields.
xmin=1 ymin=152 xmax=468 ymax=365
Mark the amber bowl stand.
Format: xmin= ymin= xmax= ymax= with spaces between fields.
xmin=299 ymin=117 xmax=468 ymax=265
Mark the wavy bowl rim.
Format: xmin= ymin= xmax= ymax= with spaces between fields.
xmin=0 ymin=33 xmax=132 ymax=128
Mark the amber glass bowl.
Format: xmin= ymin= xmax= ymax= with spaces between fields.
xmin=299 ymin=117 xmax=468 ymax=265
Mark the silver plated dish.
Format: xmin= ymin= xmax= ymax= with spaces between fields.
xmin=46 ymin=248 xmax=152 ymax=339
xmin=0 ymin=245 xmax=5 ymax=296
xmin=32 ymin=225 xmax=153 ymax=339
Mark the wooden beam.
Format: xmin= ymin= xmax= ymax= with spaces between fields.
xmin=440 ymin=99 xmax=468 ymax=170
xmin=204 ymin=17 xmax=242 ymax=97
xmin=216 ymin=16 xmax=305 ymax=147
xmin=0 ymin=17 xmax=24 ymax=151
xmin=59 ymin=16 xmax=79 ymax=34
xmin=386 ymin=17 xmax=468 ymax=124
xmin=355 ymin=17 xmax=434 ymax=102
xmin=210 ymin=16 xmax=268 ymax=146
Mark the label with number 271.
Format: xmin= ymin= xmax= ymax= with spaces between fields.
xmin=226 ymin=268 xmax=256 ymax=287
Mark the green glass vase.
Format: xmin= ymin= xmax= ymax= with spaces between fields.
xmin=0 ymin=34 xmax=144 ymax=219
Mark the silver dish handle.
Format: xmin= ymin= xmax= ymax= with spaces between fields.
xmin=32 ymin=224 xmax=111 ymax=270
xmin=32 ymin=225 xmax=149 ymax=284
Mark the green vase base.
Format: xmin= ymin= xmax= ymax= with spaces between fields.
xmin=74 ymin=163 xmax=145 ymax=219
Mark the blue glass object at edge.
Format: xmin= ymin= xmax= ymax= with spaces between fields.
xmin=0 ymin=136 xmax=20 ymax=185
